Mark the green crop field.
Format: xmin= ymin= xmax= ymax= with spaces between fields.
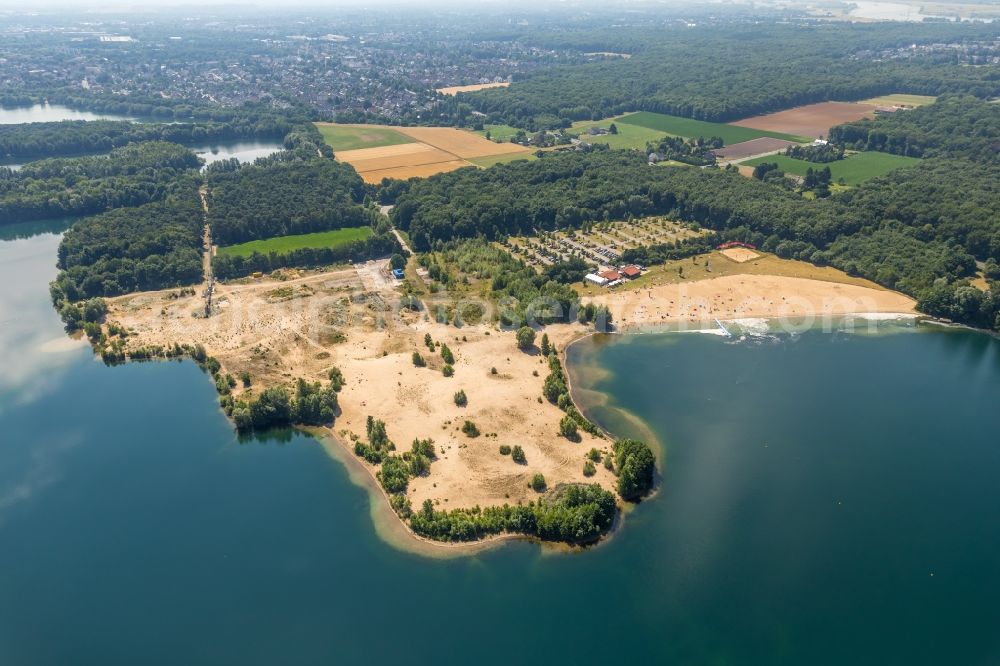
xmin=315 ymin=124 xmax=415 ymax=152
xmin=860 ymin=94 xmax=937 ymax=108
xmin=618 ymin=111 xmax=809 ymax=144
xmin=568 ymin=118 xmax=667 ymax=149
xmin=474 ymin=124 xmax=523 ymax=142
xmin=217 ymin=227 xmax=373 ymax=258
xmin=742 ymin=151 xmax=920 ymax=186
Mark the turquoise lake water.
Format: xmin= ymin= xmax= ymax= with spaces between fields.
xmin=1 ymin=219 xmax=999 ymax=664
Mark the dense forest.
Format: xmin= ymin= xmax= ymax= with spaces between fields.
xmin=52 ymin=179 xmax=204 ymax=300
xmin=829 ymin=95 xmax=1000 ymax=161
xmin=444 ymin=23 xmax=1000 ymax=130
xmin=388 ymin=149 xmax=1000 ymax=331
xmin=0 ymin=141 xmax=202 ymax=225
xmin=391 ymin=151 xmax=679 ymax=250
xmin=206 ymin=159 xmax=369 ymax=245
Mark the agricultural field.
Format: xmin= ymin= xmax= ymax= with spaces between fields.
xmin=617 ymin=111 xmax=808 ymax=144
xmin=860 ymin=94 xmax=937 ymax=108
xmin=742 ymin=151 xmax=921 ymax=186
xmin=507 ymin=217 xmax=704 ymax=270
xmin=436 ymin=82 xmax=510 ymax=95
xmin=474 ymin=124 xmax=523 ymax=141
xmin=730 ymin=102 xmax=876 ymax=139
xmin=567 ymin=118 xmax=667 ymax=149
xmin=332 ymin=125 xmax=531 ymax=182
xmin=217 ymin=227 xmax=373 ymax=258
xmin=314 ymin=123 xmax=415 ymax=152
xmin=714 ymin=137 xmax=800 ymax=161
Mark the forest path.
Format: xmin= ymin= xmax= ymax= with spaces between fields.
xmin=199 ymin=184 xmax=215 ymax=316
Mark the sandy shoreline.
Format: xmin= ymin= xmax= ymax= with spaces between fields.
xmin=101 ymin=262 xmax=919 ymax=555
xmin=588 ymin=274 xmax=917 ymax=329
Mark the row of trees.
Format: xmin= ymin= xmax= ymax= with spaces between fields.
xmin=408 ymin=483 xmax=617 ymax=544
xmin=785 ymin=143 xmax=844 ymax=163
xmin=646 ymin=135 xmax=720 ymax=166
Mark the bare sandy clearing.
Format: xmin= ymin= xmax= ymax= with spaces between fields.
xmin=98 ymin=253 xmax=921 ymax=549
xmin=720 ymin=247 xmax=761 ymax=263
xmin=587 ymin=273 xmax=916 ymax=329
xmin=105 ymin=272 xmax=613 ymax=513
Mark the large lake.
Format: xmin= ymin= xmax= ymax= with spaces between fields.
xmin=0 ymin=104 xmax=139 ymax=124
xmin=0 ymin=105 xmax=285 ymax=166
xmin=1 ymin=222 xmax=999 ymax=664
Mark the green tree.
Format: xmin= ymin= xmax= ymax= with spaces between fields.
xmin=516 ymin=326 xmax=536 ymax=351
xmin=559 ymin=415 xmax=579 ymax=440
xmin=613 ymin=439 xmax=655 ymax=501
xmin=540 ymin=333 xmax=551 ymax=356
xmin=440 ymin=343 xmax=455 ymax=364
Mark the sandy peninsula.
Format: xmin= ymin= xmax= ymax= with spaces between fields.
xmin=101 ymin=252 xmax=917 ymax=546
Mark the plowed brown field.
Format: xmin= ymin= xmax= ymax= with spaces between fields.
xmin=731 ymin=102 xmax=876 ymax=139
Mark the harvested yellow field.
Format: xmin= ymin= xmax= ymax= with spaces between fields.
xmin=393 ymin=126 xmax=532 ymax=159
xmin=333 ymin=124 xmax=531 ymax=182
xmin=356 ymin=160 xmax=471 ymax=183
xmin=436 ymin=82 xmax=510 ymax=95
xmin=336 ymin=143 xmax=458 ymax=174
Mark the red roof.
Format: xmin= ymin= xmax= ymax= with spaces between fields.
xmin=599 ymin=270 xmax=621 ymax=281
xmin=621 ymin=265 xmax=641 ymax=278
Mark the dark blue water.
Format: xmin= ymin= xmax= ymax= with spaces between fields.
xmin=2 ymin=221 xmax=999 ymax=665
